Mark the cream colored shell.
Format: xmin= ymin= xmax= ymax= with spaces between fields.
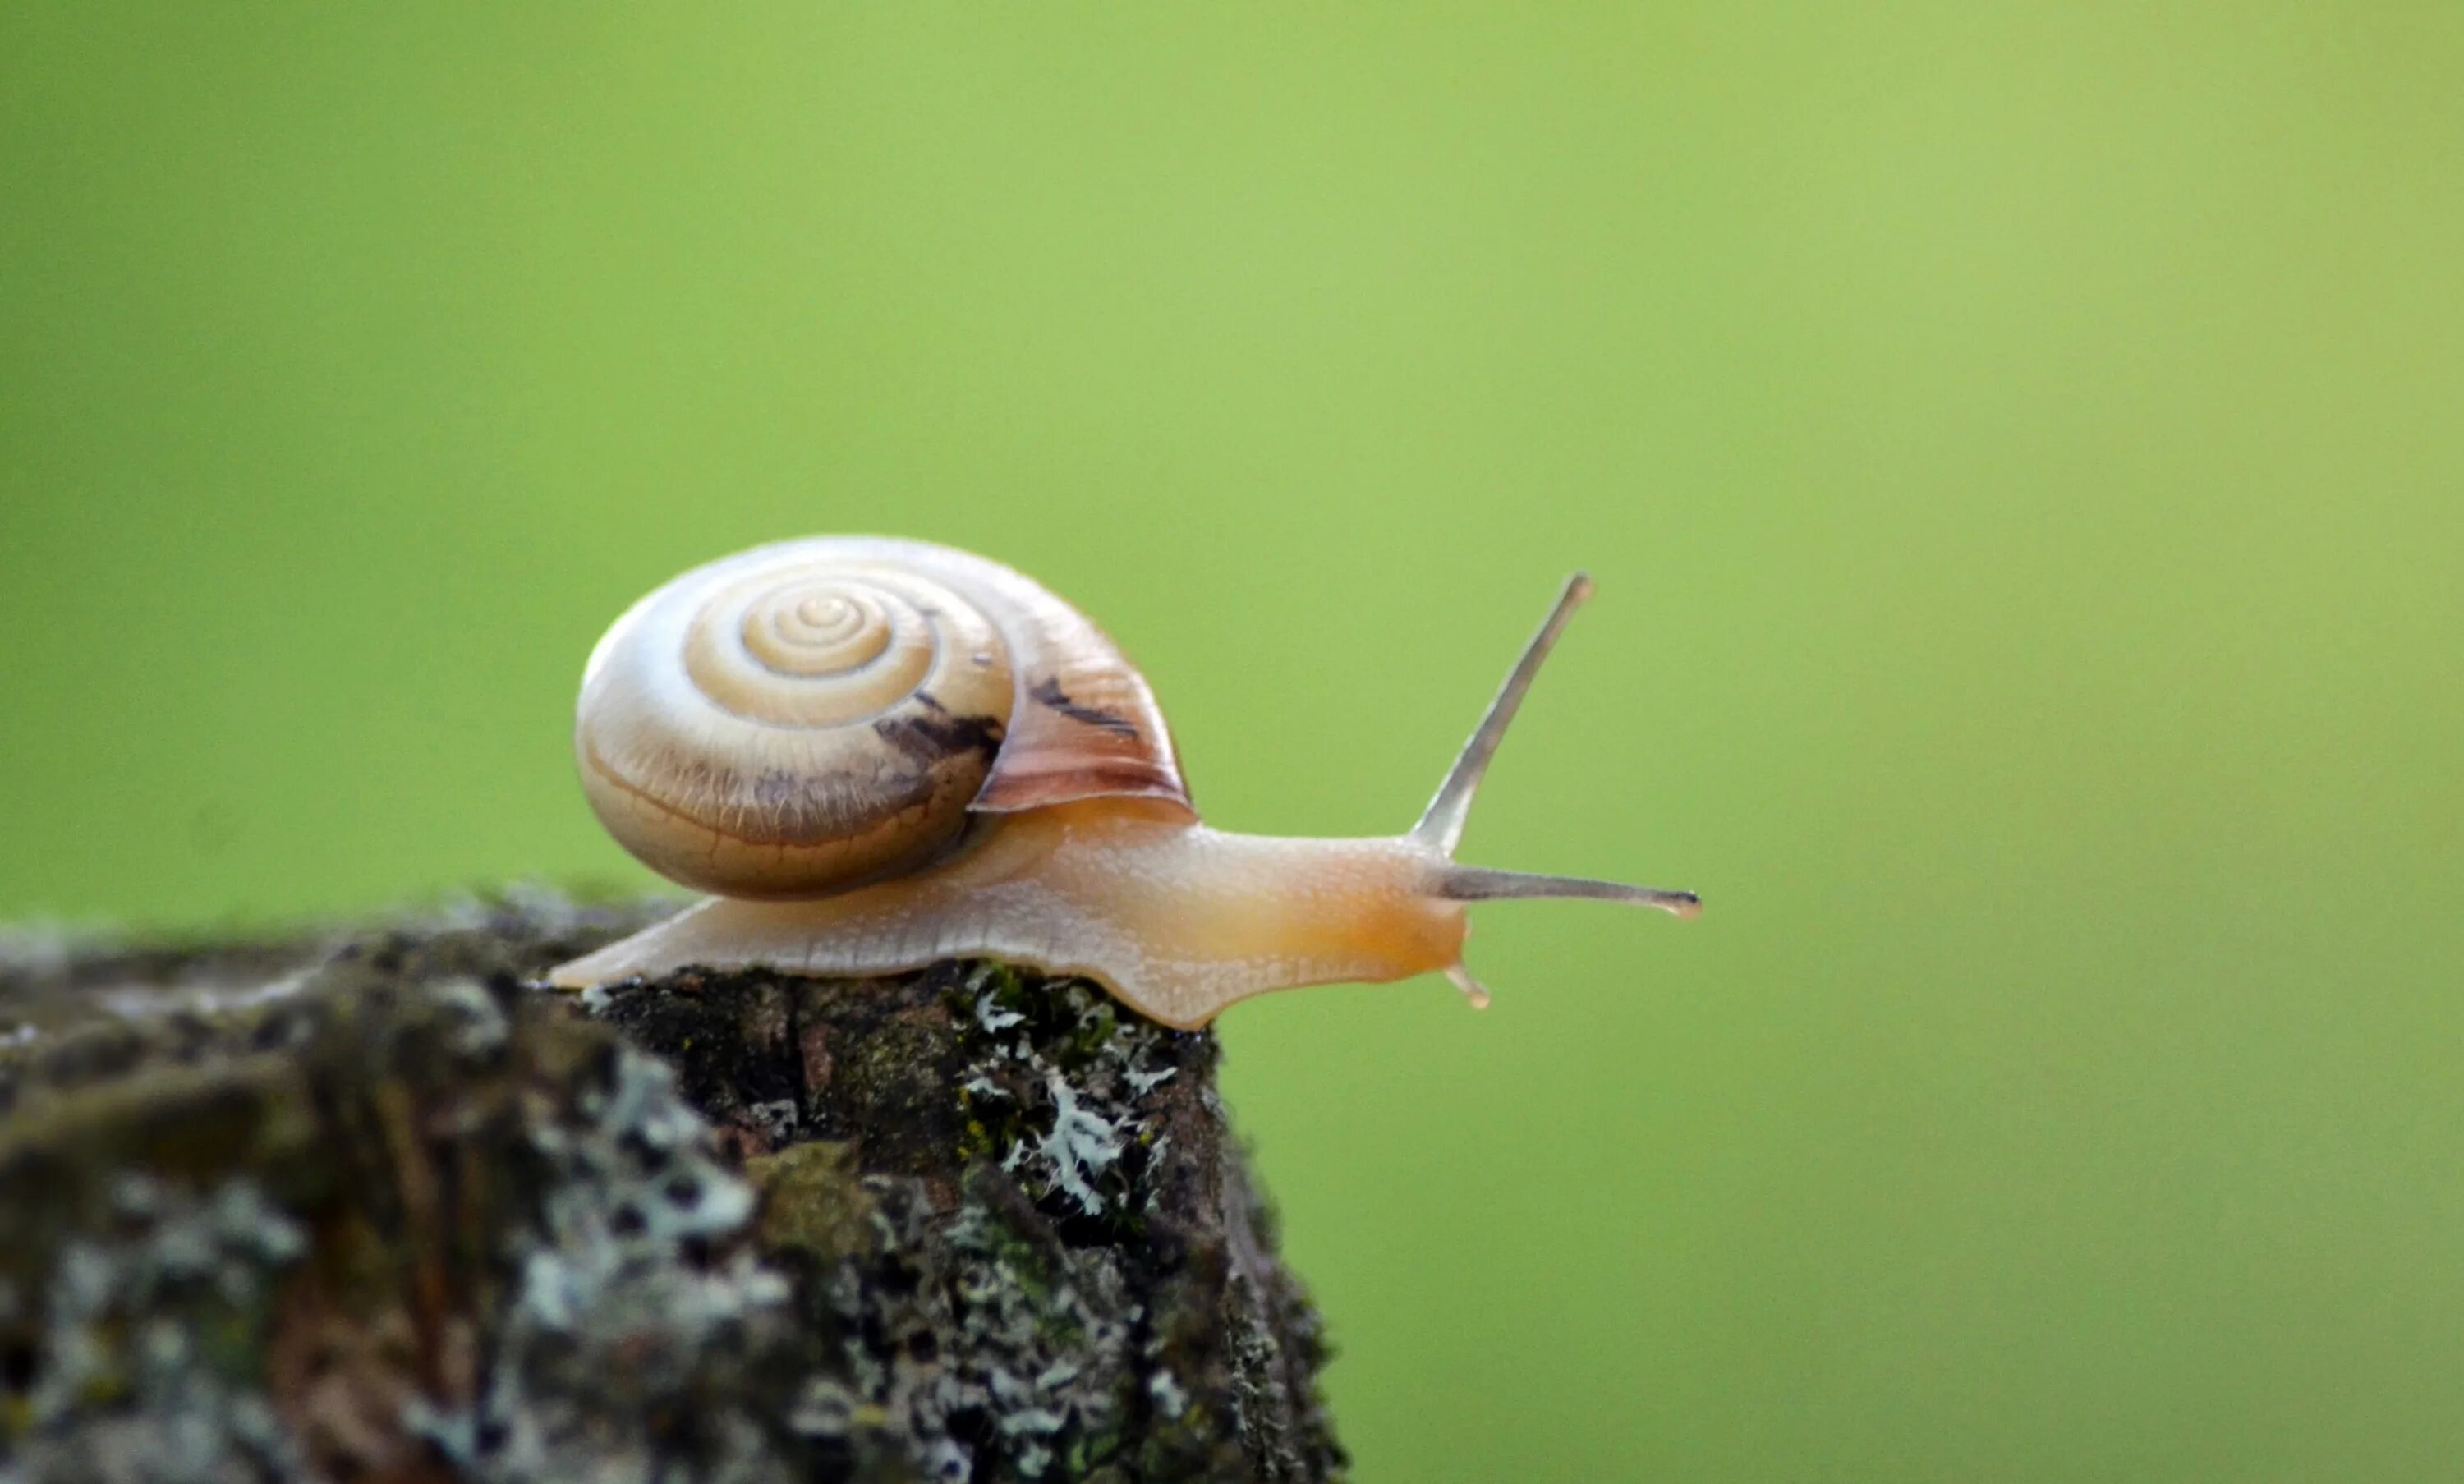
xmin=574 ymin=535 xmax=1193 ymax=898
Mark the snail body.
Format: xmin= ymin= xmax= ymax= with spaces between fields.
xmin=549 ymin=536 xmax=1697 ymax=1028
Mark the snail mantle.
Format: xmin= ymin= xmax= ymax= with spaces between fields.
xmin=0 ymin=893 xmax=1345 ymax=1482
xmin=554 ymin=535 xmax=1699 ymax=1027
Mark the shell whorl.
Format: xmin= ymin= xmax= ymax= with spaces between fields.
xmin=576 ymin=536 xmax=1193 ymax=898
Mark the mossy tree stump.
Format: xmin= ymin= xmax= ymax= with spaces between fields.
xmin=0 ymin=893 xmax=1345 ymax=1482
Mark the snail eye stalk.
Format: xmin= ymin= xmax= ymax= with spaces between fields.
xmin=1418 ymin=572 xmax=1702 ymax=933
xmin=1413 ymin=572 xmax=1595 ymax=855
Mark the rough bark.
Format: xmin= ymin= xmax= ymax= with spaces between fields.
xmin=0 ymin=892 xmax=1345 ymax=1483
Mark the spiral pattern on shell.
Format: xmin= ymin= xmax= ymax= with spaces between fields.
xmin=572 ymin=536 xmax=1193 ymax=898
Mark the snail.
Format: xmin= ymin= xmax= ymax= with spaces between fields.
xmin=546 ymin=536 xmax=1699 ymax=1028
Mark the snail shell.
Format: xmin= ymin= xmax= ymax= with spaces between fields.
xmin=575 ymin=535 xmax=1193 ymax=897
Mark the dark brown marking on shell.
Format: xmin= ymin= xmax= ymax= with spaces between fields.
xmin=1028 ymin=677 xmax=1139 ymax=737
xmin=872 ymin=709 xmax=1007 ymax=770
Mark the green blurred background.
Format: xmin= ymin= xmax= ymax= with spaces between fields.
xmin=5 ymin=5 xmax=2460 ymax=1478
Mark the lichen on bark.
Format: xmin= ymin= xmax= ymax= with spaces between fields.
xmin=0 ymin=893 xmax=1345 ymax=1482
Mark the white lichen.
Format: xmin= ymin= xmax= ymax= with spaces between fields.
xmin=11 ymin=1174 xmax=307 ymax=1483
xmin=1148 ymin=1367 xmax=1191 ymax=1419
xmin=430 ymin=1042 xmax=794 ymax=1483
xmin=1010 ymin=1072 xmax=1125 ymax=1217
